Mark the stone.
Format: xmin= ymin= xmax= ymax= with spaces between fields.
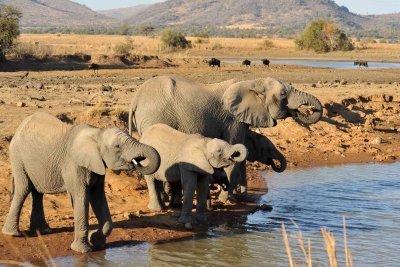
xmin=184 ymin=223 xmax=192 ymax=230
xmin=371 ymin=137 xmax=383 ymax=145
xmin=16 ymin=102 xmax=26 ymax=107
xmin=101 ymin=85 xmax=113 ymax=92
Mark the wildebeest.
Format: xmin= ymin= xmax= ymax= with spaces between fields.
xmin=89 ymin=63 xmax=100 ymax=74
xmin=242 ymin=59 xmax=251 ymax=67
xmin=208 ymin=58 xmax=221 ymax=68
xmin=354 ymin=60 xmax=368 ymax=68
xmin=261 ymin=58 xmax=270 ymax=67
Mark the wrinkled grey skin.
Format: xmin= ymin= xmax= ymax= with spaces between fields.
xmin=140 ymin=124 xmax=247 ymax=224
xmin=129 ymin=75 xmax=322 ymax=202
xmin=2 ymin=112 xmax=160 ymax=253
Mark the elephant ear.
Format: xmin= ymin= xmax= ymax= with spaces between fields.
xmin=69 ymin=127 xmax=106 ymax=175
xmin=222 ymin=80 xmax=276 ymax=127
xmin=179 ymin=139 xmax=214 ymax=175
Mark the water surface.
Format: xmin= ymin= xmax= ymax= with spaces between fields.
xmin=47 ymin=163 xmax=400 ymax=266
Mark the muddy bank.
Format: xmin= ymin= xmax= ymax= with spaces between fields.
xmin=0 ymin=64 xmax=399 ymax=262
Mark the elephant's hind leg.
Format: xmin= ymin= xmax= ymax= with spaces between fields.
xmin=29 ymin=188 xmax=52 ymax=234
xmin=2 ymin=165 xmax=31 ymax=236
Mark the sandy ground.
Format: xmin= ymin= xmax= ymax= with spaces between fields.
xmin=0 ymin=61 xmax=399 ymax=263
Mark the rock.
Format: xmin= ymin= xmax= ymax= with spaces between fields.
xmin=123 ymin=212 xmax=134 ymax=220
xmin=371 ymin=137 xmax=383 ymax=145
xmin=340 ymin=79 xmax=347 ymax=85
xmin=26 ymin=81 xmax=44 ymax=90
xmin=16 ymin=102 xmax=26 ymax=107
xmin=311 ymin=83 xmax=317 ymax=88
xmin=136 ymin=210 xmax=143 ymax=217
xmin=101 ymin=85 xmax=113 ymax=92
xmin=184 ymin=223 xmax=192 ymax=230
xmin=0 ymin=99 xmax=4 ymax=104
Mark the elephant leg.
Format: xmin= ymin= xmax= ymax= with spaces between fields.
xmin=29 ymin=188 xmax=51 ymax=234
xmin=69 ymin=188 xmax=92 ymax=253
xmin=178 ymin=169 xmax=197 ymax=224
xmin=196 ymin=174 xmax=209 ymax=225
xmin=206 ymin=189 xmax=212 ymax=211
xmin=218 ymin=164 xmax=239 ymax=203
xmin=2 ymin=164 xmax=31 ymax=237
xmin=160 ymin=181 xmax=170 ymax=203
xmin=169 ymin=182 xmax=182 ymax=208
xmin=144 ymin=175 xmax=164 ymax=211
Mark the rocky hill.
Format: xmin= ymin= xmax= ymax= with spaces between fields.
xmin=0 ymin=0 xmax=115 ymax=27
xmin=98 ymin=4 xmax=150 ymax=20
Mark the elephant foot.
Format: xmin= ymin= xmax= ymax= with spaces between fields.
xmin=2 ymin=226 xmax=22 ymax=237
xmin=178 ymin=215 xmax=193 ymax=224
xmin=71 ymin=240 xmax=93 ymax=253
xmin=89 ymin=230 xmax=106 ymax=248
xmin=218 ymin=191 xmax=238 ymax=204
xmin=195 ymin=214 xmax=208 ymax=226
xmin=148 ymin=202 xmax=164 ymax=212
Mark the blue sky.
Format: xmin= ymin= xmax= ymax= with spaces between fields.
xmin=73 ymin=0 xmax=400 ymax=14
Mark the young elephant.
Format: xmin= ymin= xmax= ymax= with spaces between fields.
xmin=140 ymin=124 xmax=247 ymax=225
xmin=2 ymin=112 xmax=160 ymax=253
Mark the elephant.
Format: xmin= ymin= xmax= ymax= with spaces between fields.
xmin=139 ymin=123 xmax=247 ymax=225
xmin=2 ymin=112 xmax=160 ymax=253
xmin=242 ymin=59 xmax=251 ymax=66
xmin=208 ymin=58 xmax=221 ymax=68
xmin=129 ymin=75 xmax=322 ymax=202
xmin=262 ymin=58 xmax=270 ymax=67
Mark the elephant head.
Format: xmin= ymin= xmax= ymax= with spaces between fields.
xmin=69 ymin=127 xmax=160 ymax=176
xmin=245 ymin=129 xmax=287 ymax=172
xmin=221 ymin=78 xmax=322 ymax=127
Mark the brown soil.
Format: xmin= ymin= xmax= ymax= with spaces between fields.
xmin=0 ymin=61 xmax=399 ymax=263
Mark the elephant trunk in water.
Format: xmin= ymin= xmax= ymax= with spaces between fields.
xmin=124 ymin=140 xmax=160 ymax=175
xmin=286 ymin=87 xmax=323 ymax=124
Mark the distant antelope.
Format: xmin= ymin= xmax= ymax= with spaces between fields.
xmin=242 ymin=59 xmax=251 ymax=67
xmin=354 ymin=60 xmax=368 ymax=68
xmin=89 ymin=63 xmax=100 ymax=74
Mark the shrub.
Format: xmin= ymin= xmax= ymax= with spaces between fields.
xmin=195 ymin=37 xmax=209 ymax=44
xmin=295 ymin=19 xmax=354 ymax=53
xmin=260 ymin=39 xmax=274 ymax=49
xmin=113 ymin=38 xmax=135 ymax=55
xmin=0 ymin=5 xmax=22 ymax=61
xmin=160 ymin=29 xmax=191 ymax=50
xmin=211 ymin=43 xmax=223 ymax=50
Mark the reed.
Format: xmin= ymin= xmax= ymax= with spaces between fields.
xmin=282 ymin=217 xmax=353 ymax=267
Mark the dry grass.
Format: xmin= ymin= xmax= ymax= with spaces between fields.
xmin=16 ymin=34 xmax=400 ymax=61
xmin=282 ymin=216 xmax=353 ymax=267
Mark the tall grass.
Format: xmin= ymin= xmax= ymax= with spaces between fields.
xmin=282 ymin=216 xmax=353 ymax=267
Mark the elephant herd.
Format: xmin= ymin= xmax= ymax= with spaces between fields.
xmin=208 ymin=58 xmax=271 ymax=68
xmin=2 ymin=75 xmax=323 ymax=253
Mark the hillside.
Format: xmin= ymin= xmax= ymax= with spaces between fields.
xmin=0 ymin=0 xmax=115 ymax=27
xmin=98 ymin=4 xmax=150 ymax=20
xmin=124 ymin=0 xmax=367 ymax=31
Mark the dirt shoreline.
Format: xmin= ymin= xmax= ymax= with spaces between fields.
xmin=0 ymin=62 xmax=399 ymax=262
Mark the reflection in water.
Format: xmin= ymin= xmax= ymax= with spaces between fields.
xmin=223 ymin=59 xmax=400 ymax=69
xmin=48 ymin=163 xmax=400 ymax=267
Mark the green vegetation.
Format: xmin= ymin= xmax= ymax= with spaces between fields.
xmin=260 ymin=39 xmax=274 ymax=49
xmin=113 ymin=38 xmax=136 ymax=55
xmin=160 ymin=29 xmax=191 ymax=50
xmin=295 ymin=19 xmax=354 ymax=53
xmin=137 ymin=25 xmax=155 ymax=36
xmin=0 ymin=5 xmax=22 ymax=61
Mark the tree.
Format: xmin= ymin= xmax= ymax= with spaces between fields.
xmin=118 ymin=23 xmax=130 ymax=36
xmin=160 ymin=29 xmax=191 ymax=50
xmin=137 ymin=25 xmax=155 ymax=36
xmin=0 ymin=5 xmax=22 ymax=61
xmin=295 ymin=19 xmax=354 ymax=53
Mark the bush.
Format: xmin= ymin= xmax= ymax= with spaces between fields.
xmin=260 ymin=39 xmax=274 ymax=49
xmin=195 ymin=37 xmax=209 ymax=44
xmin=160 ymin=29 xmax=191 ymax=50
xmin=211 ymin=43 xmax=223 ymax=50
xmin=295 ymin=19 xmax=354 ymax=53
xmin=113 ymin=38 xmax=135 ymax=55
xmin=0 ymin=5 xmax=22 ymax=61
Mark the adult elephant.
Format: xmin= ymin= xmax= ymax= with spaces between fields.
xmin=129 ymin=75 xmax=322 ymax=201
xmin=2 ymin=112 xmax=160 ymax=253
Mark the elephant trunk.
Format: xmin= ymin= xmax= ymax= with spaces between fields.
xmin=267 ymin=151 xmax=287 ymax=173
xmin=287 ymin=87 xmax=323 ymax=124
xmin=125 ymin=140 xmax=161 ymax=175
xmin=229 ymin=144 xmax=248 ymax=162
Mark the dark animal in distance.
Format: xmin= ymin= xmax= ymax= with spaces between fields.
xmin=261 ymin=58 xmax=270 ymax=67
xmin=208 ymin=58 xmax=221 ymax=68
xmin=242 ymin=59 xmax=251 ymax=67
xmin=354 ymin=60 xmax=368 ymax=68
xmin=89 ymin=63 xmax=100 ymax=74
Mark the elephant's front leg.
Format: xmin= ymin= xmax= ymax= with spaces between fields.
xmin=178 ymin=169 xmax=197 ymax=224
xmin=70 ymin=188 xmax=92 ymax=253
xmin=88 ymin=176 xmax=112 ymax=249
xmin=196 ymin=174 xmax=210 ymax=225
xmin=144 ymin=175 xmax=165 ymax=211
xmin=238 ymin=161 xmax=248 ymax=196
